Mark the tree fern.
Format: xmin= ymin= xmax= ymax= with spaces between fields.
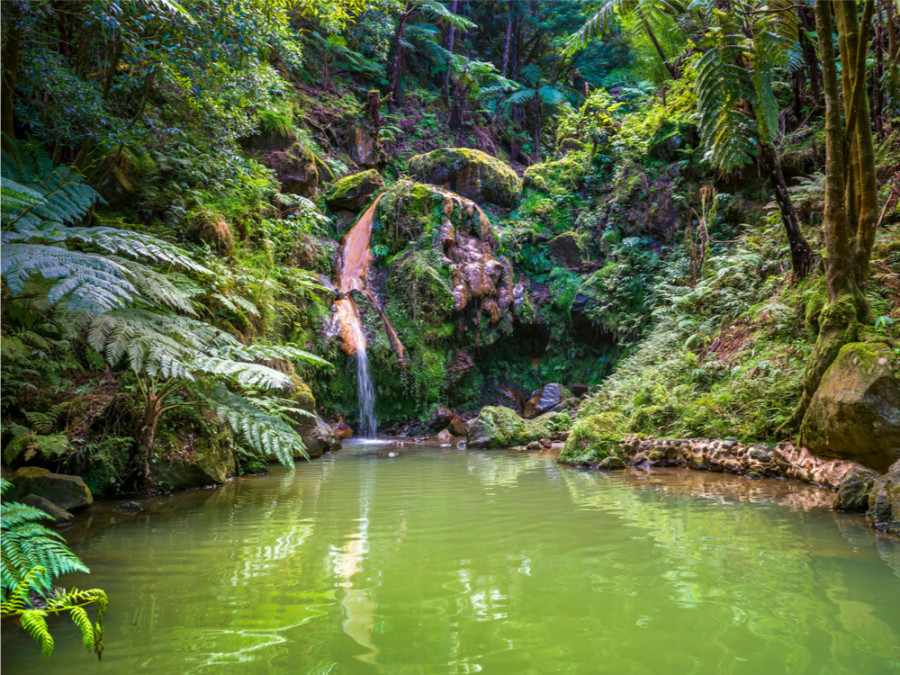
xmin=206 ymin=386 xmax=308 ymax=465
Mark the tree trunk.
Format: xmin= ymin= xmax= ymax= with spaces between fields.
xmin=501 ymin=2 xmax=512 ymax=77
xmin=386 ymin=7 xmax=411 ymax=108
xmin=138 ymin=397 xmax=162 ymax=482
xmin=641 ymin=19 xmax=678 ymax=79
xmin=442 ymin=0 xmax=458 ymax=101
xmin=1 ymin=9 xmax=20 ymax=153
xmin=759 ymin=143 xmax=815 ymax=279
xmin=532 ymin=94 xmax=541 ymax=163
xmin=798 ymin=6 xmax=821 ymax=104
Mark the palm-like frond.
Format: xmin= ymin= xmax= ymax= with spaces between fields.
xmin=206 ymin=386 xmax=307 ymax=466
xmin=416 ymin=0 xmax=476 ymax=31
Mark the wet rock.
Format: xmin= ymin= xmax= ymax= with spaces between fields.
xmin=427 ymin=405 xmax=455 ymax=432
xmin=523 ymin=383 xmax=573 ymax=419
xmin=539 ymin=438 xmax=553 ymax=449
xmin=297 ymin=413 xmax=342 ymax=459
xmin=748 ymin=448 xmax=772 ymax=463
xmin=22 ymin=494 xmax=74 ymax=523
xmin=12 ymin=467 xmax=93 ymax=512
xmin=436 ymin=429 xmax=452 ymax=443
xmin=834 ymin=468 xmax=879 ymax=512
xmin=466 ymin=406 xmax=552 ymax=449
xmin=801 ymin=342 xmax=900 ymax=472
xmin=597 ymin=456 xmax=626 ymax=470
xmin=448 ymin=418 xmax=468 ymax=437
xmin=333 ymin=420 xmax=354 ymax=441
xmin=526 ymin=440 xmax=541 ymax=451
xmin=407 ymin=147 xmax=522 ymax=207
xmin=115 ymin=501 xmax=144 ymax=513
xmin=325 ymin=169 xmax=385 ymax=211
xmin=349 ymin=126 xmax=378 ymax=166
xmin=868 ymin=460 xmax=900 ymax=535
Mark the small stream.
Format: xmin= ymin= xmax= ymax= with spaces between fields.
xmin=3 ymin=442 xmax=899 ymax=673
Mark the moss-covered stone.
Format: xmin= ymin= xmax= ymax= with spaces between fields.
xmin=558 ymin=412 xmax=627 ymax=465
xmin=466 ymin=406 xmax=552 ymax=448
xmin=265 ymin=142 xmax=319 ymax=196
xmin=325 ymin=169 xmax=385 ymax=211
xmin=151 ymin=418 xmax=236 ymax=489
xmin=189 ymin=208 xmax=234 ymax=254
xmin=523 ymin=156 xmax=582 ymax=192
xmin=800 ymin=341 xmax=900 ymax=472
xmin=408 ymin=147 xmax=521 ymax=207
xmin=12 ymin=467 xmax=94 ymax=512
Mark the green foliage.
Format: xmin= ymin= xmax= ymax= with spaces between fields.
xmin=1 ymin=479 xmax=107 ymax=660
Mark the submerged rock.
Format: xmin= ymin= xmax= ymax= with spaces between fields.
xmin=801 ymin=342 xmax=900 ymax=472
xmin=407 ymin=147 xmax=521 ymax=207
xmin=868 ymin=460 xmax=900 ymax=535
xmin=22 ymin=494 xmax=75 ymax=523
xmin=12 ymin=467 xmax=93 ymax=512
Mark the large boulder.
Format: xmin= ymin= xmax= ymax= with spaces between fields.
xmin=296 ymin=413 xmax=341 ymax=459
xmin=868 ymin=459 xmax=900 ymax=535
xmin=523 ymin=383 xmax=573 ymax=419
xmin=466 ymin=406 xmax=552 ymax=448
xmin=349 ymin=126 xmax=378 ymax=167
xmin=834 ymin=467 xmax=879 ymax=512
xmin=11 ymin=467 xmax=93 ymax=512
xmin=151 ymin=420 xmax=236 ymax=489
xmin=801 ymin=342 xmax=900 ymax=472
xmin=558 ymin=412 xmax=627 ymax=465
xmin=325 ymin=169 xmax=385 ymax=211
xmin=408 ymin=148 xmax=521 ymax=207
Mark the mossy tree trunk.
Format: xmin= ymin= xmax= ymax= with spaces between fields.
xmin=781 ymin=0 xmax=878 ymax=436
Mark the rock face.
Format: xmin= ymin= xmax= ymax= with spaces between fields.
xmin=12 ymin=467 xmax=93 ymax=512
xmin=349 ymin=126 xmax=378 ymax=166
xmin=466 ymin=406 xmax=553 ymax=448
xmin=868 ymin=460 xmax=900 ymax=535
xmin=374 ymin=181 xmax=516 ymax=335
xmin=407 ymin=148 xmax=521 ymax=207
xmin=801 ymin=342 xmax=900 ymax=472
xmin=325 ymin=170 xmax=385 ymax=211
xmin=547 ymin=233 xmax=586 ymax=269
xmin=523 ymin=383 xmax=573 ymax=418
xmin=558 ymin=413 xmax=626 ymax=465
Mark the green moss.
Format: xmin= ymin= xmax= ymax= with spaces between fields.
xmin=467 ymin=406 xmax=552 ymax=448
xmin=523 ymin=156 xmax=583 ymax=193
xmin=558 ymin=412 xmax=627 ymax=465
xmin=325 ymin=169 xmax=384 ymax=206
xmin=407 ymin=147 xmax=522 ymax=207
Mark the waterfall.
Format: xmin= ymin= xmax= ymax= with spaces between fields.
xmin=333 ymin=195 xmax=385 ymax=438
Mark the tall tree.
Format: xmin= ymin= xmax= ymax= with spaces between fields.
xmin=780 ymin=0 xmax=879 ymax=435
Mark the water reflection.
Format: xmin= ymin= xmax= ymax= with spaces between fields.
xmin=3 ymin=446 xmax=899 ymax=675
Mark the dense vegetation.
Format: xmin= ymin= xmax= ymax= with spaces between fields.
xmin=1 ymin=0 xmax=899 ymax=658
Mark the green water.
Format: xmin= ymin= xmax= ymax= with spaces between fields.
xmin=3 ymin=442 xmax=900 ymax=674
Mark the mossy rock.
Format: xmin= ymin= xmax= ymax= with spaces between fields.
xmin=523 ymin=156 xmax=582 ymax=192
xmin=290 ymin=379 xmax=317 ymax=413
xmin=547 ymin=232 xmax=586 ymax=269
xmin=294 ymin=413 xmax=341 ymax=460
xmin=408 ymin=147 xmax=521 ymax=207
xmin=151 ymin=418 xmax=236 ymax=489
xmin=647 ymin=121 xmax=699 ymax=162
xmin=558 ymin=412 xmax=627 ymax=465
xmin=11 ymin=467 xmax=93 ymax=512
xmin=288 ymin=234 xmax=337 ymax=274
xmin=466 ymin=406 xmax=552 ymax=448
xmin=189 ymin=208 xmax=234 ymax=254
xmin=801 ymin=341 xmax=900 ymax=472
xmin=325 ymin=169 xmax=385 ymax=211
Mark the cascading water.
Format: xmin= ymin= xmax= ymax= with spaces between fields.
xmin=333 ymin=195 xmax=386 ymax=438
